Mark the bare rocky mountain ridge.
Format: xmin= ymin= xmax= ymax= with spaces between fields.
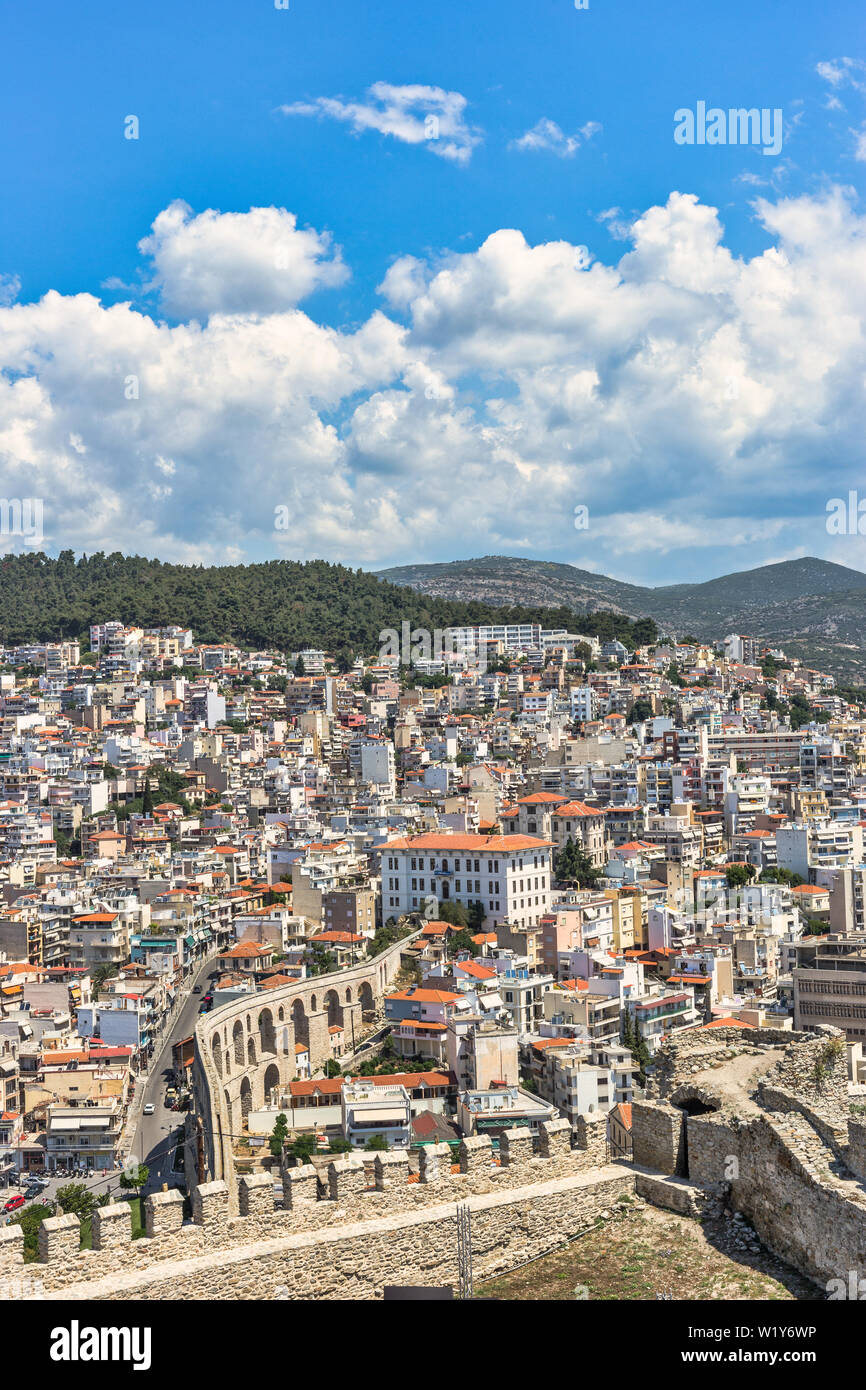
xmin=376 ymin=555 xmax=866 ymax=681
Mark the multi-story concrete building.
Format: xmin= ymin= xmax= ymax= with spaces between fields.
xmin=794 ymin=940 xmax=866 ymax=1042
xmin=446 ymin=1015 xmax=519 ymax=1090
xmin=45 ymin=1098 xmax=122 ymax=1172
xmin=829 ymin=867 xmax=866 ymax=936
xmin=777 ymin=821 xmax=864 ymax=880
xmin=340 ymin=1079 xmax=412 ymax=1150
xmin=380 ymin=832 xmax=552 ymax=929
xmin=627 ymin=988 xmax=700 ymax=1054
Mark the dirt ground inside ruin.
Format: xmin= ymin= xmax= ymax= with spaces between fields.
xmin=480 ymin=1199 xmax=823 ymax=1301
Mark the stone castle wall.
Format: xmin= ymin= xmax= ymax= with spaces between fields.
xmin=0 ymin=1117 xmax=634 ymax=1301
xmin=631 ymin=1024 xmax=866 ymax=1289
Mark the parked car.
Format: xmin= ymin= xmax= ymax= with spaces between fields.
xmin=3 ymin=1194 xmax=25 ymax=1213
xmin=143 ymin=1103 xmax=155 ymax=1116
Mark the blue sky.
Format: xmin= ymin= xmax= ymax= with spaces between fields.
xmin=1 ymin=0 xmax=865 ymax=584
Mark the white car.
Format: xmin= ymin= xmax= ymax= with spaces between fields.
xmin=143 ymin=1103 xmax=155 ymax=1115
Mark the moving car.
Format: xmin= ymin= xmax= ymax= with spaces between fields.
xmin=143 ymin=1102 xmax=155 ymax=1115
xmin=3 ymin=1194 xmax=25 ymax=1213
xmin=193 ymin=984 xmax=201 ymax=993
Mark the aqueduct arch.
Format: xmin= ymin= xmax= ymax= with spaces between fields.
xmin=324 ymin=989 xmax=343 ymax=1027
xmin=291 ymin=998 xmax=309 ymax=1047
xmin=193 ymin=928 xmax=421 ymax=1193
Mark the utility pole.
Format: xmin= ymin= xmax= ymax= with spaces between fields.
xmin=456 ymin=1201 xmax=473 ymax=1300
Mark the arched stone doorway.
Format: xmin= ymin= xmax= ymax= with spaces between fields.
xmin=670 ymin=1084 xmax=722 ymax=1178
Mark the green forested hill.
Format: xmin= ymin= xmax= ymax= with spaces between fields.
xmin=0 ymin=551 xmax=656 ymax=657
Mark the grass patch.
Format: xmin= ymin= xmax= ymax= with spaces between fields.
xmin=129 ymin=1196 xmax=146 ymax=1239
xmin=480 ymin=1207 xmax=823 ymax=1302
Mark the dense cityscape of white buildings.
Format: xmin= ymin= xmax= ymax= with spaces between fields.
xmin=3 ymin=617 xmax=866 ymax=1186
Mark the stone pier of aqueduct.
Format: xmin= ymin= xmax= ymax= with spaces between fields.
xmin=192 ymin=933 xmax=416 ymax=1189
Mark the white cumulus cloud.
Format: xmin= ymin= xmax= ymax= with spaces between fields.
xmin=1 ymin=190 xmax=866 ymax=577
xmin=137 ymin=202 xmax=348 ymax=319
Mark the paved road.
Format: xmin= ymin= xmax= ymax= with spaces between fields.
xmin=2 ymin=1166 xmax=127 ymax=1210
xmin=130 ymin=954 xmax=221 ymax=1196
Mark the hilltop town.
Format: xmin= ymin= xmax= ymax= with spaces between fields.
xmin=2 ymin=614 xmax=866 ymax=1301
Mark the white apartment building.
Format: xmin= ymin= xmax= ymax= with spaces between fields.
xmin=380 ymin=832 xmax=552 ymax=929
xmin=45 ymin=1100 xmax=122 ymax=1173
xmin=541 ymin=1041 xmax=636 ymax=1126
xmin=627 ymin=988 xmax=700 ymax=1054
xmin=829 ymin=867 xmax=866 ymax=935
xmin=641 ymin=812 xmax=703 ymax=869
xmin=482 ymin=955 xmax=555 ymax=1035
xmin=446 ymin=623 xmax=542 ymax=652
xmin=571 ymin=686 xmax=597 ymax=723
xmin=358 ymin=738 xmax=396 ymax=797
xmin=777 ymin=822 xmax=864 ymax=880
xmin=723 ymin=773 xmax=772 ymax=837
xmin=340 ymin=1079 xmax=411 ymax=1149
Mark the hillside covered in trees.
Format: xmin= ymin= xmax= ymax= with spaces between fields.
xmin=0 ymin=551 xmax=657 ymax=659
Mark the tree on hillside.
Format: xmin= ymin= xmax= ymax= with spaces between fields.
xmin=0 ymin=552 xmax=654 ymax=656
xmin=725 ymin=864 xmax=757 ymax=889
xmin=759 ymin=866 xmax=805 ymax=888
xmin=622 ymin=1011 xmax=651 ymax=1084
xmin=554 ymin=838 xmax=601 ymax=888
xmin=436 ymin=900 xmax=470 ymax=928
xmin=11 ymin=1202 xmax=56 ymax=1260
xmin=448 ymin=928 xmax=481 ymax=957
xmin=630 ymin=697 xmax=654 ymax=724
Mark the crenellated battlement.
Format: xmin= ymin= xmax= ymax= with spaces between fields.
xmin=0 ymin=1116 xmax=621 ymax=1299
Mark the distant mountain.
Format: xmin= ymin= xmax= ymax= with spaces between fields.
xmin=378 ymin=555 xmax=866 ymax=681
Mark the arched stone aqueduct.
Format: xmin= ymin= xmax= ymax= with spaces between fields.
xmin=193 ymin=933 xmax=416 ymax=1186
